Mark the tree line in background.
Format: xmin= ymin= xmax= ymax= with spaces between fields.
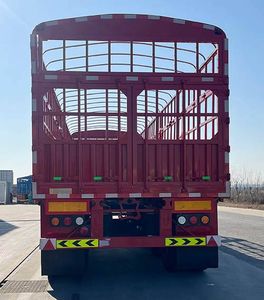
xmin=230 ymin=172 xmax=264 ymax=205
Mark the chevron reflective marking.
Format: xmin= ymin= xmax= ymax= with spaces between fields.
xmin=56 ymin=239 xmax=99 ymax=249
xmin=165 ymin=237 xmax=206 ymax=247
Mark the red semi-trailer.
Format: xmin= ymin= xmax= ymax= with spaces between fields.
xmin=31 ymin=14 xmax=229 ymax=275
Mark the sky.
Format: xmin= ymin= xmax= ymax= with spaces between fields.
xmin=0 ymin=0 xmax=263 ymax=182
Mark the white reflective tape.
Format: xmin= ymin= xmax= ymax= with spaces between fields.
xmin=129 ymin=193 xmax=142 ymax=198
xmin=30 ymin=35 xmax=37 ymax=47
xmin=224 ymin=38 xmax=228 ymax=51
xmin=126 ymin=76 xmax=138 ymax=81
xmin=31 ymin=61 xmax=36 ymax=74
xmin=224 ymin=99 xmax=229 ymax=113
xmin=32 ymin=151 xmax=37 ymax=164
xmin=82 ymin=194 xmax=94 ymax=199
xmin=99 ymin=240 xmax=110 ymax=247
xmin=32 ymin=182 xmax=45 ymax=199
xmin=57 ymin=194 xmax=70 ymax=199
xmin=202 ymin=77 xmax=214 ymax=82
xmin=224 ymin=63 xmax=229 ymax=76
xmin=86 ymin=75 xmax=99 ymax=81
xmin=100 ymin=15 xmax=113 ymax=19
xmin=225 ymin=152 xmax=229 ymax=164
xmin=45 ymin=20 xmax=59 ymax=26
xmin=173 ymin=18 xmax=185 ymax=24
xmin=148 ymin=15 xmax=160 ymax=20
xmin=203 ymin=24 xmax=215 ymax=30
xmin=159 ymin=193 xmax=172 ymax=197
xmin=218 ymin=181 xmax=231 ymax=197
xmin=162 ymin=77 xmax=174 ymax=82
xmin=124 ymin=14 xmax=137 ymax=19
xmin=105 ymin=193 xmax=118 ymax=198
xmin=189 ymin=193 xmax=201 ymax=197
xmin=75 ymin=16 xmax=88 ymax=22
xmin=49 ymin=188 xmax=72 ymax=194
xmin=32 ymin=98 xmax=37 ymax=112
xmin=45 ymin=74 xmax=58 ymax=80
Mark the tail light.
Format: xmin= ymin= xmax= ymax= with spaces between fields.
xmin=189 ymin=216 xmax=198 ymax=225
xmin=51 ymin=217 xmax=60 ymax=226
xmin=75 ymin=216 xmax=84 ymax=226
xmin=177 ymin=216 xmax=187 ymax=225
xmin=63 ymin=217 xmax=72 ymax=226
xmin=201 ymin=215 xmax=210 ymax=224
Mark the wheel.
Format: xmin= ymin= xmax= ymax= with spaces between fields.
xmin=41 ymin=249 xmax=88 ymax=277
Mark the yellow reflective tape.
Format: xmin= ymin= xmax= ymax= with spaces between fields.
xmin=48 ymin=201 xmax=87 ymax=213
xmin=174 ymin=200 xmax=211 ymax=211
xmin=165 ymin=237 xmax=206 ymax=247
xmin=56 ymin=239 xmax=98 ymax=249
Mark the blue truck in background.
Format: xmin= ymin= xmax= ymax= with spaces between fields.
xmin=17 ymin=175 xmax=32 ymax=204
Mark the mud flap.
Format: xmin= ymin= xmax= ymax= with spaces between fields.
xmin=162 ymin=247 xmax=218 ymax=272
xmin=41 ymin=249 xmax=88 ymax=276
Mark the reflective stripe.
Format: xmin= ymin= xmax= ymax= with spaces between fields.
xmin=105 ymin=193 xmax=118 ymax=198
xmin=148 ymin=15 xmax=160 ymax=20
xmin=159 ymin=193 xmax=172 ymax=197
xmin=162 ymin=77 xmax=174 ymax=82
xmin=203 ymin=24 xmax=215 ymax=30
xmin=224 ymin=63 xmax=229 ymax=76
xmin=124 ymin=14 xmax=137 ymax=19
xmin=225 ymin=152 xmax=229 ymax=164
xmin=32 ymin=151 xmax=37 ymax=164
xmin=100 ymin=15 xmax=113 ymax=19
xmin=31 ymin=61 xmax=36 ymax=74
xmin=224 ymin=38 xmax=229 ymax=51
xmin=202 ymin=77 xmax=214 ymax=82
xmin=57 ymin=194 xmax=70 ymax=199
xmin=45 ymin=74 xmax=58 ymax=80
xmin=57 ymin=239 xmax=99 ymax=248
xmin=126 ymin=76 xmax=138 ymax=81
xmin=218 ymin=181 xmax=231 ymax=197
xmin=86 ymin=75 xmax=99 ymax=80
xmin=45 ymin=21 xmax=58 ymax=26
xmin=165 ymin=237 xmax=206 ymax=247
xmin=32 ymin=98 xmax=37 ymax=112
xmin=189 ymin=193 xmax=201 ymax=197
xmin=82 ymin=194 xmax=94 ymax=199
xmin=173 ymin=19 xmax=185 ymax=24
xmin=75 ymin=16 xmax=88 ymax=22
xmin=225 ymin=99 xmax=229 ymax=113
xmin=129 ymin=193 xmax=141 ymax=198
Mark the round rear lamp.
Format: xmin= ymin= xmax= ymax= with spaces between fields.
xmin=75 ymin=216 xmax=84 ymax=226
xmin=178 ymin=216 xmax=187 ymax=225
xmin=201 ymin=215 xmax=210 ymax=224
xmin=190 ymin=216 xmax=198 ymax=224
xmin=51 ymin=217 xmax=60 ymax=226
xmin=80 ymin=226 xmax=89 ymax=236
xmin=64 ymin=217 xmax=72 ymax=226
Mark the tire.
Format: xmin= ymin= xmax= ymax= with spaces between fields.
xmin=41 ymin=249 xmax=88 ymax=277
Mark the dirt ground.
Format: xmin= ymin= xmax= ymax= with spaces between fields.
xmin=219 ymin=200 xmax=264 ymax=210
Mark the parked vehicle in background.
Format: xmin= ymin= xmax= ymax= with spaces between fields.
xmin=17 ymin=175 xmax=33 ymax=204
xmin=31 ymin=14 xmax=230 ymax=276
xmin=0 ymin=181 xmax=8 ymax=204
xmin=0 ymin=170 xmax=13 ymax=204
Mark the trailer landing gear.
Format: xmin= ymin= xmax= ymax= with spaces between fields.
xmin=41 ymin=250 xmax=88 ymax=277
xmin=162 ymin=247 xmax=218 ymax=272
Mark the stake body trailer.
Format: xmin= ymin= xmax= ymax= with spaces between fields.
xmin=31 ymin=14 xmax=229 ymax=275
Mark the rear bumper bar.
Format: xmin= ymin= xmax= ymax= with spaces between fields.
xmin=40 ymin=235 xmax=221 ymax=250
